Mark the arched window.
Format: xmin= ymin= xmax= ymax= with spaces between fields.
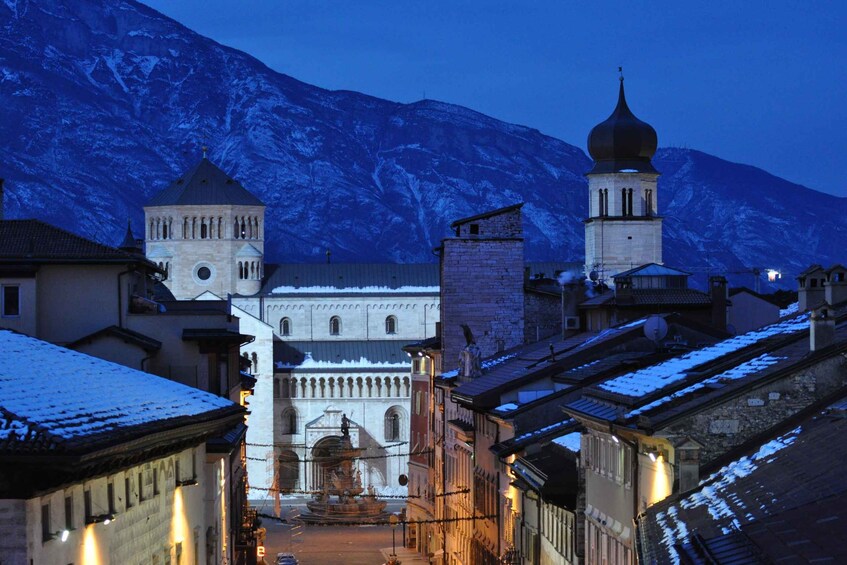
xmin=162 ymin=222 xmax=168 ymax=240
xmin=329 ymin=316 xmax=341 ymax=336
xmin=645 ymin=189 xmax=654 ymax=216
xmin=200 ymin=218 xmax=208 ymax=239
xmin=385 ymin=315 xmax=397 ymax=335
xmin=384 ymin=408 xmax=403 ymax=442
xmin=282 ymin=409 xmax=298 ymax=434
xmin=280 ymin=318 xmax=292 ymax=336
xmin=233 ymin=219 xmax=240 ymax=239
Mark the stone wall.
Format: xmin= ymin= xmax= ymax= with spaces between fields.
xmin=441 ymin=207 xmax=525 ymax=373
xmin=663 ymin=352 xmax=847 ymax=466
xmin=524 ymin=290 xmax=562 ymax=343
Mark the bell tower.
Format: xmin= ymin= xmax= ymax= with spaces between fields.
xmin=584 ymin=76 xmax=662 ymax=282
xmin=144 ymin=158 xmax=266 ymax=300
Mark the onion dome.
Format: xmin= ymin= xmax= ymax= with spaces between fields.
xmin=587 ymin=79 xmax=658 ymax=174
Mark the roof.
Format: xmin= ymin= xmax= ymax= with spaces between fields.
xmin=580 ymin=288 xmax=711 ymax=308
xmin=261 ymin=262 xmax=439 ymax=295
xmin=274 ymin=340 xmax=412 ymax=370
xmin=0 ymin=220 xmax=151 ymax=265
xmin=145 ymin=158 xmax=265 ymax=207
xmin=594 ymin=314 xmax=810 ymax=400
xmin=0 ymin=330 xmax=240 ymax=455
xmin=511 ymin=445 xmax=580 ymax=508
xmin=492 ymin=418 xmax=578 ymax=458
xmin=587 ymin=79 xmax=658 ymax=175
xmin=637 ymin=396 xmax=847 ymax=564
xmin=449 ymin=203 xmax=523 ymax=228
xmin=67 ymin=325 xmax=162 ymax=352
xmin=612 ymin=263 xmax=691 ymax=278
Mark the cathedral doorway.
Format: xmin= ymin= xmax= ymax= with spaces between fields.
xmin=278 ymin=450 xmax=299 ymax=493
xmin=310 ymin=436 xmax=343 ymax=490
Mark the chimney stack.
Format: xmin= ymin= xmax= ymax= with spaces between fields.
xmin=709 ymin=275 xmax=728 ymax=331
xmin=810 ymin=305 xmax=836 ymax=352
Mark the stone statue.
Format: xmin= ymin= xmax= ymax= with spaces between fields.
xmin=354 ymin=469 xmax=362 ymax=488
xmin=330 ymin=470 xmax=343 ymax=491
xmin=459 ymin=324 xmax=482 ymax=378
xmin=341 ymin=413 xmax=350 ymax=437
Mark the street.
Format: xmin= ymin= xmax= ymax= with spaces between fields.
xmin=256 ymin=498 xmax=410 ymax=565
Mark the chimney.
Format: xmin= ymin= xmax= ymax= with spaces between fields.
xmin=810 ymin=305 xmax=836 ymax=351
xmin=675 ymin=437 xmax=704 ymax=493
xmin=0 ymin=178 xmax=4 ymax=221
xmin=709 ymin=276 xmax=728 ymax=331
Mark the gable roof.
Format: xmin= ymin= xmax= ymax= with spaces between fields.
xmin=0 ymin=330 xmax=240 ymax=455
xmin=145 ymin=158 xmax=265 ymax=207
xmin=261 ymin=262 xmax=439 ymax=295
xmin=0 ymin=220 xmax=150 ymax=265
xmin=450 ymin=202 xmax=523 ymax=228
xmin=636 ymin=395 xmax=847 ymax=564
xmin=612 ymin=263 xmax=691 ymax=278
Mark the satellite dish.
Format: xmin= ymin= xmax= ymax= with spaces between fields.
xmin=589 ymin=270 xmax=599 ymax=282
xmin=644 ymin=315 xmax=668 ymax=342
xmin=398 ymin=474 xmax=408 ymax=486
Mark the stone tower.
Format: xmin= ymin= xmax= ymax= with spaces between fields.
xmin=584 ymin=78 xmax=662 ymax=282
xmin=144 ymin=158 xmax=266 ymax=300
xmin=439 ymin=203 xmax=525 ymax=379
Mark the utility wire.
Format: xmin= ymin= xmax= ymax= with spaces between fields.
xmin=257 ymin=511 xmax=498 ymax=527
xmin=247 ymin=448 xmax=432 ymax=463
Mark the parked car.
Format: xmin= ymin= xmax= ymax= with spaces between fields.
xmin=276 ymin=552 xmax=299 ymax=565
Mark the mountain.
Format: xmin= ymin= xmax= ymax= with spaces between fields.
xmin=1 ymin=0 xmax=845 ymax=287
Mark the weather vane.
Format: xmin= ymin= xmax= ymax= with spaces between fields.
xmin=201 ymin=128 xmax=208 ymax=159
xmin=618 ymin=66 xmax=624 ymax=82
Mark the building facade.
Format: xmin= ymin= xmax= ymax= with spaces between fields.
xmin=143 ymin=161 xmax=440 ymax=499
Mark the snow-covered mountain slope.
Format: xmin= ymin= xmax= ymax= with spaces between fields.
xmin=1 ymin=0 xmax=845 ymax=283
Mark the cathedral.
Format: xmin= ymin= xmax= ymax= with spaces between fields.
xmin=143 ymin=159 xmax=439 ymax=499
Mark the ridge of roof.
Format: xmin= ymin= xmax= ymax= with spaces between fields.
xmin=145 ymin=158 xmax=265 ymax=207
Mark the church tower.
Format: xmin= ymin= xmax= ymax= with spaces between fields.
xmin=584 ymin=77 xmax=662 ymax=281
xmin=144 ymin=158 xmax=266 ymax=300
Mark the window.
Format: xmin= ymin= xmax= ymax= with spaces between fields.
xmin=138 ymin=472 xmax=144 ymax=502
xmin=469 ymin=223 xmax=480 ymax=235
xmin=273 ymin=378 xmax=280 ymax=398
xmin=124 ymin=477 xmax=132 ymax=508
xmin=281 ymin=317 xmax=291 ymax=336
xmin=2 ymin=285 xmax=20 ymax=317
xmin=42 ymin=503 xmax=51 ymax=542
xmin=196 ymin=266 xmax=211 ymax=281
xmin=200 ymin=222 xmax=208 ymax=239
xmin=645 ymin=189 xmax=654 ymax=216
xmin=84 ymin=490 xmax=92 ymax=520
xmin=282 ymin=408 xmax=298 ymax=434
xmin=385 ymin=315 xmax=397 ymax=334
xmin=384 ymin=408 xmax=402 ymax=441
xmin=64 ymin=495 xmax=73 ymax=531
xmin=107 ymin=483 xmax=115 ymax=513
xmin=329 ymin=316 xmax=341 ymax=336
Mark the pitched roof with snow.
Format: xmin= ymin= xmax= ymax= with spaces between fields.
xmin=612 ymin=263 xmax=691 ymax=278
xmin=274 ymin=340 xmax=412 ymax=370
xmin=145 ymin=158 xmax=265 ymax=207
xmin=261 ymin=262 xmax=439 ymax=295
xmin=637 ymin=397 xmax=847 ymax=564
xmin=0 ymin=330 xmax=240 ymax=454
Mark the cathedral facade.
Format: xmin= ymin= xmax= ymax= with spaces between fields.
xmin=144 ymin=161 xmax=439 ymax=499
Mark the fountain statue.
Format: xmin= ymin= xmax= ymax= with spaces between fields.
xmin=300 ymin=413 xmax=389 ymax=524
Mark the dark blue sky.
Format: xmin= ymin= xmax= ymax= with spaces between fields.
xmin=144 ymin=1 xmax=846 ymax=196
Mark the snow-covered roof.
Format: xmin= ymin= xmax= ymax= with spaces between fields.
xmin=598 ymin=314 xmax=809 ymax=398
xmin=552 ymin=432 xmax=582 ymax=452
xmin=271 ymin=285 xmax=439 ymax=294
xmin=0 ymin=330 xmax=238 ymax=452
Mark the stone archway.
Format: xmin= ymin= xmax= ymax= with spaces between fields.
xmin=310 ymin=436 xmax=343 ymax=491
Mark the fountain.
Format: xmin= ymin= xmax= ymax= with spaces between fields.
xmin=300 ymin=413 xmax=389 ymax=524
